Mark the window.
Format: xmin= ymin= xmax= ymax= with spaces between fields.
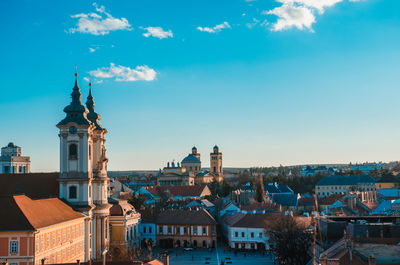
xmin=159 ymin=226 xmax=162 ymax=234
xmin=10 ymin=241 xmax=18 ymax=254
xmin=242 ymin=232 xmax=245 ymax=237
xmin=52 ymin=233 xmax=55 ymax=245
xmin=143 ymin=226 xmax=147 ymax=233
xmin=211 ymin=226 xmax=215 ymax=235
xmin=46 ymin=235 xmax=50 ymax=247
xmin=259 ymin=232 xmax=262 ymax=238
xmin=202 ymin=227 xmax=207 ymax=235
xmin=235 ymin=231 xmax=238 ymax=237
xmin=57 ymin=231 xmax=61 ymax=243
xmin=167 ymin=226 xmax=172 ymax=234
xmin=4 ymin=166 xmax=10 ymax=173
xmin=63 ymin=230 xmax=66 ymax=241
xmin=149 ymin=226 xmax=152 ymax=233
xmin=69 ymin=186 xmax=77 ymax=199
xmin=69 ymin=144 xmax=78 ymax=160
xmin=183 ymin=227 xmax=187 ymax=234
xmin=251 ymin=232 xmax=254 ymax=238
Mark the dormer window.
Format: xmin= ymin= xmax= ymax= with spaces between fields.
xmin=69 ymin=144 xmax=78 ymax=160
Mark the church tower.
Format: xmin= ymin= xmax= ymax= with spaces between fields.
xmin=57 ymin=72 xmax=111 ymax=261
xmin=210 ymin=145 xmax=223 ymax=176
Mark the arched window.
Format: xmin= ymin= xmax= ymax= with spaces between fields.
xmin=69 ymin=144 xmax=78 ymax=160
xmin=69 ymin=186 xmax=77 ymax=199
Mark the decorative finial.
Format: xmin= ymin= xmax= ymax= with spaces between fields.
xmin=75 ymin=65 xmax=78 ymax=77
xmin=89 ymin=76 xmax=92 ymax=88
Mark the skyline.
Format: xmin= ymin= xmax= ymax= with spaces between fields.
xmin=1 ymin=0 xmax=400 ymax=171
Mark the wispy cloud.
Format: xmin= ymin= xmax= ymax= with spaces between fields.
xmin=69 ymin=3 xmax=132 ymax=35
xmin=83 ymin=77 xmax=103 ymax=84
xmin=141 ymin=27 xmax=173 ymax=39
xmin=264 ymin=0 xmax=362 ymax=32
xmin=89 ymin=63 xmax=156 ymax=82
xmin=197 ymin=22 xmax=231 ymax=33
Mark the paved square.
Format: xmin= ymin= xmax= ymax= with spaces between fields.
xmin=158 ymin=247 xmax=275 ymax=265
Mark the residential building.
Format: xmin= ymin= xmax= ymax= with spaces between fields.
xmin=375 ymin=175 xmax=399 ymax=189
xmin=221 ymin=212 xmax=282 ymax=250
xmin=0 ymin=142 xmax=30 ymax=174
xmin=109 ymin=198 xmax=141 ymax=252
xmin=0 ymin=195 xmax=86 ymax=265
xmin=351 ymin=163 xmax=382 ymax=174
xmin=155 ymin=209 xmax=217 ymax=248
xmin=316 ymin=175 xmax=376 ymax=199
xmin=138 ymin=209 xmax=158 ymax=247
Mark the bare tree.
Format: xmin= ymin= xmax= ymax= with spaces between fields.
xmin=267 ymin=215 xmax=312 ymax=265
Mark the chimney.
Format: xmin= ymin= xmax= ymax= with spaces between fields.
xmin=163 ymin=255 xmax=169 ymax=265
xmin=77 ymin=260 xmax=81 ymax=265
xmin=368 ymin=254 xmax=376 ymax=265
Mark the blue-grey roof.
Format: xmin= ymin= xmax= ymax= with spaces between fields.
xmin=264 ymin=183 xmax=293 ymax=194
xmin=181 ymin=154 xmax=201 ymax=163
xmin=316 ymin=175 xmax=375 ymax=186
xmin=270 ymin=193 xmax=298 ymax=207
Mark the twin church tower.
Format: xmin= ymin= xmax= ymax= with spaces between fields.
xmin=57 ymin=72 xmax=110 ymax=260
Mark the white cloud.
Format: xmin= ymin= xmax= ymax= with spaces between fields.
xmin=89 ymin=47 xmax=98 ymax=53
xmin=83 ymin=77 xmax=103 ymax=84
xmin=264 ymin=0 xmax=363 ymax=32
xmin=276 ymin=0 xmax=343 ymax=14
xmin=69 ymin=3 xmax=132 ymax=35
xmin=141 ymin=27 xmax=173 ymax=39
xmin=89 ymin=63 xmax=156 ymax=82
xmin=265 ymin=4 xmax=315 ymax=31
xmin=197 ymin=22 xmax=231 ymax=33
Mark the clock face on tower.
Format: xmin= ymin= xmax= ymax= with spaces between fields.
xmin=69 ymin=126 xmax=77 ymax=134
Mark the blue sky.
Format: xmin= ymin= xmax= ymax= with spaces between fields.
xmin=1 ymin=0 xmax=400 ymax=171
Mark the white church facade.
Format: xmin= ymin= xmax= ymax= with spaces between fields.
xmin=57 ymin=72 xmax=111 ymax=261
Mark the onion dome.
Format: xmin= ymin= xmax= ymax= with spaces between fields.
xmin=181 ymin=154 xmax=201 ymax=164
xmin=58 ymin=71 xmax=91 ymax=126
xmin=85 ymin=83 xmax=104 ymax=131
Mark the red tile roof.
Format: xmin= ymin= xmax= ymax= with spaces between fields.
xmin=156 ymin=208 xmax=216 ymax=225
xmin=0 ymin=195 xmax=85 ymax=231
xmin=146 ymin=184 xmax=209 ymax=197
xmin=0 ymin=172 xmax=59 ymax=199
xmin=318 ymin=194 xmax=344 ymax=206
xmin=230 ymin=212 xmax=283 ymax=229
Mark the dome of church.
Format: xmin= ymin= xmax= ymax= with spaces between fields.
xmin=181 ymin=154 xmax=201 ymax=163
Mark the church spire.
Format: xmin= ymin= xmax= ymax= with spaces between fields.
xmin=57 ymin=69 xmax=91 ymax=126
xmin=86 ymin=79 xmax=104 ymax=130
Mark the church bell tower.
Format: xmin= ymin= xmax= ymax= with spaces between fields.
xmin=57 ymin=71 xmax=111 ymax=261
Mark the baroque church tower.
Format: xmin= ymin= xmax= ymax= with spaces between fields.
xmin=210 ymin=145 xmax=223 ymax=176
xmin=57 ymin=71 xmax=111 ymax=261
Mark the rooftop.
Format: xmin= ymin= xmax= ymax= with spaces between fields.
xmin=0 ymin=195 xmax=85 ymax=231
xmin=156 ymin=208 xmax=216 ymax=225
xmin=317 ymin=175 xmax=375 ymax=186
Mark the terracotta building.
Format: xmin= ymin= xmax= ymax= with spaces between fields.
xmin=0 ymin=195 xmax=87 ymax=265
xmin=155 ymin=209 xmax=217 ymax=248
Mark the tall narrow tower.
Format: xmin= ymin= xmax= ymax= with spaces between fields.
xmin=210 ymin=145 xmax=223 ymax=176
xmin=57 ymin=72 xmax=111 ymax=261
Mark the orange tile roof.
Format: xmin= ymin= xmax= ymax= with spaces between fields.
xmin=0 ymin=195 xmax=85 ymax=231
xmin=146 ymin=184 xmax=208 ymax=197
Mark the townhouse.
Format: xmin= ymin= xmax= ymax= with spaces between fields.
xmin=0 ymin=195 xmax=87 ymax=265
xmin=155 ymin=209 xmax=217 ymax=248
